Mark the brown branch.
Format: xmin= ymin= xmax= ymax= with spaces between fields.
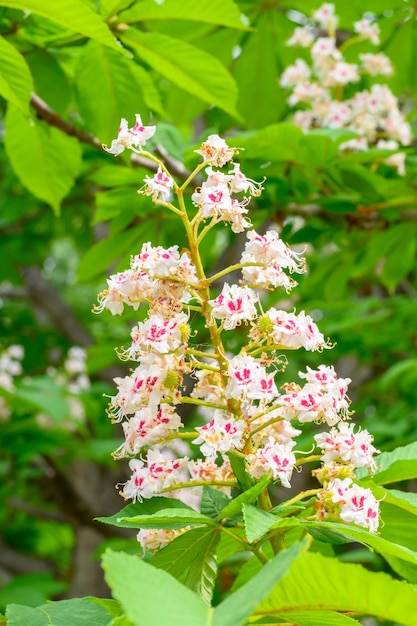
xmin=20 ymin=265 xmax=94 ymax=348
xmin=30 ymin=92 xmax=191 ymax=181
xmin=18 ymin=265 xmax=126 ymax=382
xmin=7 ymin=497 xmax=70 ymax=523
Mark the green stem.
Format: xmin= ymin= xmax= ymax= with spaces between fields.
xmin=207 ymin=262 xmax=262 ymax=285
xmin=295 ymin=454 xmax=322 ymax=467
xmin=249 ymin=343 xmax=295 ymax=357
xmin=180 ymin=161 xmax=207 ymax=191
xmin=282 ymin=488 xmax=321 ymax=508
xmin=179 ymin=396 xmax=228 ymax=411
xmin=186 ymin=348 xmax=221 ymax=361
xmin=161 ymin=480 xmax=238 ymax=493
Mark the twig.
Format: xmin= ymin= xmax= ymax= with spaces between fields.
xmin=30 ymin=93 xmax=191 ymax=181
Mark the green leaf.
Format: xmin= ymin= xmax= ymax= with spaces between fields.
xmin=255 ymin=552 xmax=417 ymax=624
xmin=119 ymin=508 xmax=215 ymax=529
xmin=302 ymin=520 xmax=417 ymax=566
xmin=13 ymin=377 xmax=69 ymax=422
xmin=121 ymin=0 xmax=248 ymax=29
xmin=27 ymin=50 xmax=71 ymax=115
xmin=233 ymin=12 xmax=284 ymax=128
xmin=243 ymin=504 xmax=299 ymax=543
xmin=120 ymin=29 xmax=240 ymax=119
xmin=88 ymin=165 xmax=146 ymax=188
xmin=5 ymin=598 xmax=114 ymax=626
xmin=77 ymin=224 xmax=145 ymax=282
xmin=102 ymin=549 xmax=209 ymax=626
xmin=213 ymin=542 xmax=305 ymax=626
xmin=201 ymin=486 xmax=231 ymax=519
xmin=96 ymin=498 xmax=193 ymax=528
xmin=216 ymin=474 xmax=271 ymax=521
xmin=0 ymin=35 xmax=33 ymax=114
xmin=377 ymin=500 xmax=417 ymax=582
xmin=383 ymin=488 xmax=417 ymax=516
xmin=227 ymin=451 xmax=253 ymax=490
xmin=338 ymin=164 xmax=384 ymax=202
xmin=1 ymin=0 xmax=119 ymax=49
xmin=76 ymin=41 xmax=163 ymax=144
xmin=93 ymin=188 xmax=141 ymax=224
xmin=0 ymin=572 xmax=66 ymax=613
xmin=150 ymin=526 xmax=216 ymax=580
xmin=4 ymin=105 xmax=82 ymax=214
xmin=315 ymin=194 xmax=359 ymax=214
xmin=235 ymin=123 xmax=305 ymax=162
xmin=277 ymin=611 xmax=361 ymax=625
xmin=184 ymin=528 xmax=220 ymax=604
xmin=300 ymin=134 xmax=338 ymax=167
xmin=380 ymin=222 xmax=417 ymax=291
xmin=358 ymin=441 xmax=417 ymax=485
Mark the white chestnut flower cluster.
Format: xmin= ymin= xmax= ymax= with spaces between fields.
xmin=281 ymin=3 xmax=412 ymax=175
xmin=98 ymin=122 xmax=381 ymax=551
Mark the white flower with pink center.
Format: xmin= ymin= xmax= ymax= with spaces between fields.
xmin=311 ymin=38 xmax=341 ymax=62
xmin=137 ymin=528 xmax=182 ymax=553
xmin=132 ymin=242 xmax=181 ymax=277
xmin=95 ymin=270 xmax=156 ymax=315
xmin=143 ymin=167 xmax=174 ymax=201
xmin=189 ymin=456 xmax=234 ymax=495
xmin=286 ymin=26 xmax=314 ymax=48
xmin=278 ymin=386 xmax=326 ymax=423
xmin=109 ymin=353 xmax=179 ymax=419
xmin=313 ymin=3 xmax=338 ymax=30
xmin=209 ymin=284 xmax=258 ymax=330
xmin=103 ymin=115 xmax=156 ymax=156
xmin=324 ymin=102 xmax=352 ymax=128
xmin=122 ymin=458 xmax=154 ymax=501
xmin=227 ymin=163 xmax=263 ymax=196
xmin=293 ymin=110 xmax=314 ymax=131
xmin=327 ymin=62 xmax=360 ymax=86
xmin=339 ymin=137 xmax=369 ymax=152
xmin=242 ymin=265 xmax=297 ymax=292
xmin=192 ymin=173 xmax=252 ymax=233
xmin=123 ymin=450 xmax=187 ymax=501
xmin=226 ymin=354 xmax=278 ymax=402
xmin=115 ymin=405 xmax=183 ymax=457
xmin=265 ymin=308 xmax=330 ymax=352
xmin=195 ymin=134 xmax=236 ymax=167
xmin=192 ymin=182 xmax=233 ymax=219
xmin=314 ymin=422 xmax=380 ymax=468
xmin=329 ymin=478 xmax=379 ymax=533
xmin=192 ymin=411 xmax=246 ymax=458
xmin=360 ymin=53 xmax=393 ymax=77
xmin=288 ymin=82 xmax=329 ymax=106
xmin=191 ymin=369 xmax=224 ymax=405
xmin=249 ymin=407 xmax=301 ymax=444
xmin=126 ymin=312 xmax=188 ymax=358
xmin=109 ymin=364 xmax=165 ymax=419
xmin=354 ymin=19 xmax=380 ymax=45
xmin=242 ymin=229 xmax=303 ymax=269
xmin=277 ymin=366 xmax=351 ymax=426
xmin=240 ymin=230 xmax=306 ymax=287
xmin=247 ymin=438 xmax=296 ymax=488
xmin=280 ymin=59 xmax=312 ymax=88
xmin=147 ymin=449 xmax=188 ymax=490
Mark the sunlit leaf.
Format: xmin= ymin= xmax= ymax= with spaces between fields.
xmin=0 ymin=35 xmax=33 ymax=113
xmin=120 ymin=29 xmax=240 ymax=119
xmin=4 ymin=106 xmax=82 ymax=214
xmin=1 ymin=0 xmax=119 ymax=49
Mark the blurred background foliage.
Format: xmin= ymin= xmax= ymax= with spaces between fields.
xmin=0 ymin=0 xmax=416 ymax=609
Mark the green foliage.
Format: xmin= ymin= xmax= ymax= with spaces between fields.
xmin=1 ymin=0 xmax=417 ymax=622
xmin=5 ymin=597 xmax=115 ymax=625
